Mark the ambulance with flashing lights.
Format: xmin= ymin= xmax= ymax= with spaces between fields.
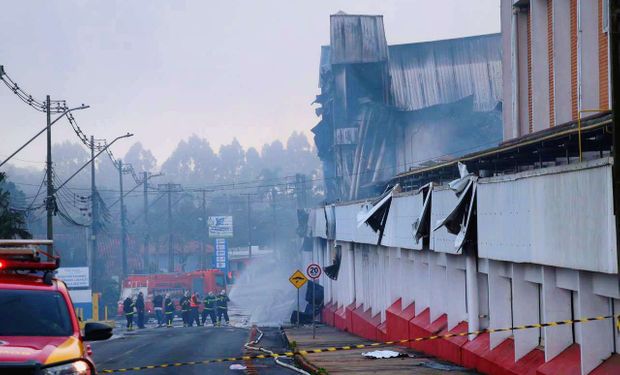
xmin=0 ymin=240 xmax=112 ymax=374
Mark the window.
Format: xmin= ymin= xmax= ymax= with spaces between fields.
xmin=0 ymin=290 xmax=73 ymax=336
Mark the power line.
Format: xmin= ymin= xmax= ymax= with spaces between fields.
xmin=0 ymin=66 xmax=67 ymax=113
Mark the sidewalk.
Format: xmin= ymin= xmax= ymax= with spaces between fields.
xmin=284 ymin=325 xmax=473 ymax=374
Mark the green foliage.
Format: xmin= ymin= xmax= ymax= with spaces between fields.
xmin=0 ymin=172 xmax=32 ymax=239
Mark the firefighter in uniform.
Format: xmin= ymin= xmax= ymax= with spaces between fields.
xmin=202 ymin=292 xmax=217 ymax=326
xmin=180 ymin=291 xmax=191 ymax=327
xmin=189 ymin=292 xmax=201 ymax=327
xmin=123 ymin=296 xmax=135 ymax=331
xmin=216 ymin=290 xmax=230 ymax=326
xmin=164 ymin=293 xmax=175 ymax=328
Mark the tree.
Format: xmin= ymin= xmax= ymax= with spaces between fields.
xmin=0 ymin=173 xmax=32 ymax=239
xmin=124 ymin=142 xmax=157 ymax=173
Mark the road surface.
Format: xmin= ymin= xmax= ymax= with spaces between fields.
xmin=91 ymin=325 xmax=296 ymax=374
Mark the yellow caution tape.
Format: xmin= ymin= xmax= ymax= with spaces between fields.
xmin=100 ymin=314 xmax=619 ymax=373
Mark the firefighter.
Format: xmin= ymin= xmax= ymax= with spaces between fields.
xmin=190 ymin=292 xmax=201 ymax=326
xmin=123 ymin=296 xmax=135 ymax=331
xmin=153 ymin=293 xmax=164 ymax=327
xmin=216 ymin=290 xmax=230 ymax=326
xmin=136 ymin=292 xmax=146 ymax=329
xmin=180 ymin=291 xmax=191 ymax=327
xmin=202 ymin=292 xmax=217 ymax=326
xmin=164 ymin=293 xmax=175 ymax=328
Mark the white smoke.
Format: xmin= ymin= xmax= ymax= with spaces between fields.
xmin=229 ymin=255 xmax=303 ymax=326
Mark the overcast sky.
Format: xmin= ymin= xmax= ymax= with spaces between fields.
xmin=0 ymin=0 xmax=500 ymax=168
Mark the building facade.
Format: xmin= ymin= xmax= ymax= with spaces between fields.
xmin=308 ymin=7 xmax=619 ymax=375
xmin=502 ymin=0 xmax=611 ymax=139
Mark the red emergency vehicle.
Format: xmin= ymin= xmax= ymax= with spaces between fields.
xmin=0 ymin=240 xmax=112 ymax=374
xmin=117 ymin=270 xmax=226 ymax=316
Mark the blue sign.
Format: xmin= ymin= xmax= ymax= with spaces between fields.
xmin=214 ymin=238 xmax=228 ymax=270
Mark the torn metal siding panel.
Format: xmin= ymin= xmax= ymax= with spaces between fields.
xmin=381 ymin=193 xmax=424 ymax=250
xmin=330 ymin=15 xmax=389 ymax=64
xmin=319 ymin=45 xmax=332 ymax=88
xmin=388 ymin=34 xmax=502 ymax=112
xmin=430 ymin=187 xmax=460 ymax=254
xmin=314 ymin=207 xmax=327 ymax=239
xmin=477 ymin=159 xmax=617 ymax=274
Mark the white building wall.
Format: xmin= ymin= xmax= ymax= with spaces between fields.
xmin=478 ymin=159 xmax=617 ymax=274
xmin=312 ymin=156 xmax=618 ymax=373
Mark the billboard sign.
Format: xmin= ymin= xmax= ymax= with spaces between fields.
xmin=214 ymin=238 xmax=228 ymax=270
xmin=56 ymin=267 xmax=90 ymax=289
xmin=208 ymin=216 xmax=233 ymax=238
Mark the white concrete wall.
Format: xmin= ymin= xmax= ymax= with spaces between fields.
xmin=478 ymin=159 xmax=617 ymax=274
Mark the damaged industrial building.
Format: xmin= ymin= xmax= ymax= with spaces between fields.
xmin=312 ymin=13 xmax=503 ymax=202
xmin=305 ymin=9 xmax=619 ymax=375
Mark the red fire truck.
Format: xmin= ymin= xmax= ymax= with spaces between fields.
xmin=117 ymin=270 xmax=227 ymax=317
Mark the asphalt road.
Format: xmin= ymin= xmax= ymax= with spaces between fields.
xmin=91 ymin=325 xmax=297 ymax=375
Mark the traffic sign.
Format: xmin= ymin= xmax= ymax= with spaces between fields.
xmin=306 ymin=263 xmax=322 ymax=279
xmin=289 ymin=269 xmax=308 ymax=289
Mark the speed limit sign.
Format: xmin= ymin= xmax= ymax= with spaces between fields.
xmin=307 ymin=263 xmax=322 ymax=279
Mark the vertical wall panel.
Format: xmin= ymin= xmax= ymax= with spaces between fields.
xmin=488 ymin=260 xmax=513 ymax=349
xmin=512 ymin=264 xmax=541 ymax=361
xmin=577 ymin=272 xmax=613 ymax=374
xmin=542 ymin=266 xmax=573 ymax=362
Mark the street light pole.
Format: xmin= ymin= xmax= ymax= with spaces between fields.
xmin=0 ymin=104 xmax=90 ymax=169
xmin=90 ymin=136 xmax=98 ymax=292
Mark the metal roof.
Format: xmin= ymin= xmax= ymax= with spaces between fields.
xmin=388 ymin=33 xmax=502 ymax=112
xmin=330 ymin=14 xmax=388 ymax=65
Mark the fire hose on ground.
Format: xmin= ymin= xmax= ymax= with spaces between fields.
xmin=244 ymin=326 xmax=311 ymax=375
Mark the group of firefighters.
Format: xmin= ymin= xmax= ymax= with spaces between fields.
xmin=123 ymin=290 xmax=230 ymax=330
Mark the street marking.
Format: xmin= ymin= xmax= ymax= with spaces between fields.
xmin=100 ymin=314 xmax=619 ymax=373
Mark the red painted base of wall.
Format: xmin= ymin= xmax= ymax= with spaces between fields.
xmin=321 ymin=301 xmax=335 ymax=326
xmin=334 ymin=305 xmax=347 ymax=331
xmin=351 ymin=304 xmax=380 ymax=341
xmin=536 ymin=344 xmax=620 ymax=375
xmin=322 ymin=300 xmax=619 ymax=374
xmin=386 ymin=299 xmax=415 ymax=344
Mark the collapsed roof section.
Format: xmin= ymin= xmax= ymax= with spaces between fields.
xmin=313 ymin=13 xmax=502 ymax=203
xmin=388 ymin=34 xmax=502 ymax=112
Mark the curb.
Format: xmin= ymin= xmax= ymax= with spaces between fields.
xmin=281 ymin=328 xmax=322 ymax=375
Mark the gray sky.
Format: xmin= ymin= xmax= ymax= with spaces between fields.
xmin=0 ymin=0 xmax=500 ymax=168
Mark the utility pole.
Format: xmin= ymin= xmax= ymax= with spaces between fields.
xmin=167 ymin=185 xmax=173 ymax=272
xmin=247 ymin=194 xmax=252 ymax=258
xmin=143 ymin=171 xmax=150 ymax=274
xmin=45 ymin=95 xmax=54 ymax=253
xmin=119 ymin=160 xmax=127 ymax=278
xmin=201 ymin=190 xmax=207 ymax=269
xmin=271 ymin=188 xmax=277 ymax=253
xmin=157 ymin=183 xmax=181 ymax=273
xmin=90 ymin=136 xmax=98 ymax=291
